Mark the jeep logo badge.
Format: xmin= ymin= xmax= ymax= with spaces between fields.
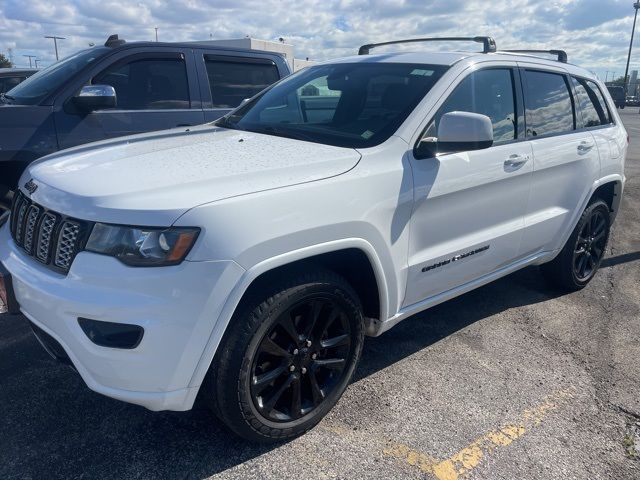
xmin=24 ymin=179 xmax=38 ymax=195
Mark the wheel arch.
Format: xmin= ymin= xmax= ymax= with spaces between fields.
xmin=589 ymin=178 xmax=623 ymax=221
xmin=185 ymin=238 xmax=389 ymax=400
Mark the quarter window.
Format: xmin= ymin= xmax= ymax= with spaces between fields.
xmin=523 ymin=71 xmax=574 ymax=137
xmin=434 ymin=69 xmax=517 ymax=144
xmin=205 ymin=57 xmax=280 ymax=108
xmin=571 ymin=77 xmax=610 ymax=128
xmin=94 ymin=56 xmax=190 ymax=110
xmin=588 ymin=80 xmax=613 ymax=124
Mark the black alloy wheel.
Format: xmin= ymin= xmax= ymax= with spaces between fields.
xmin=573 ymin=209 xmax=607 ymax=282
xmin=250 ymin=297 xmax=353 ymax=422
xmin=207 ymin=269 xmax=365 ymax=443
xmin=541 ymin=199 xmax=611 ymax=291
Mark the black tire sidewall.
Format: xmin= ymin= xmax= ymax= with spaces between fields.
xmin=566 ymin=200 xmax=611 ymax=288
xmin=242 ymin=284 xmax=363 ymax=431
xmin=211 ymin=270 xmax=365 ymax=442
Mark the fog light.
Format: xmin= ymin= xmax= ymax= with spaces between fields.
xmin=78 ymin=318 xmax=144 ymax=349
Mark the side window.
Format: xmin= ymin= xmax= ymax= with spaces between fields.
xmin=433 ymin=69 xmax=517 ymax=144
xmin=205 ymin=57 xmax=280 ymax=108
xmin=93 ymin=56 xmax=190 ymax=110
xmin=1 ymin=76 xmax=23 ymax=94
xmin=523 ymin=71 xmax=574 ymax=137
xmin=588 ymin=80 xmax=613 ymax=124
xmin=571 ymin=77 xmax=609 ymax=128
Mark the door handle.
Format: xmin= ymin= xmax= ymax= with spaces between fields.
xmin=504 ymin=154 xmax=529 ymax=169
xmin=577 ymin=141 xmax=594 ymax=153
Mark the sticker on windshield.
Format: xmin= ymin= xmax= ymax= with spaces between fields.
xmin=361 ymin=130 xmax=374 ymax=139
xmin=410 ymin=69 xmax=435 ymax=76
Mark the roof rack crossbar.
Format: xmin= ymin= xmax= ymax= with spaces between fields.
xmin=501 ymin=49 xmax=568 ymax=63
xmin=358 ymin=36 xmax=497 ymax=55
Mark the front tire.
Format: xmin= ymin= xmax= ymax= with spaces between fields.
xmin=206 ymin=268 xmax=365 ymax=443
xmin=541 ymin=199 xmax=610 ymax=291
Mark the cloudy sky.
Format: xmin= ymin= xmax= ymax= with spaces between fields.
xmin=0 ymin=0 xmax=635 ymax=81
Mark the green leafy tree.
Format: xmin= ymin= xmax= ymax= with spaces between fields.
xmin=0 ymin=53 xmax=12 ymax=68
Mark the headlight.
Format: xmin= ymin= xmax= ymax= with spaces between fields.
xmin=85 ymin=223 xmax=200 ymax=267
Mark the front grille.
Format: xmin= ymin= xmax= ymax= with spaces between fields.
xmin=10 ymin=191 xmax=91 ymax=274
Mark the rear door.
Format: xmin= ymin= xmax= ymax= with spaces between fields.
xmin=404 ymin=66 xmax=533 ymax=306
xmin=519 ymin=67 xmax=600 ymax=256
xmin=195 ymin=51 xmax=284 ymax=122
xmin=54 ymin=47 xmax=204 ymax=150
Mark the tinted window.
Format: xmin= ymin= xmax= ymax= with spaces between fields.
xmin=217 ymin=63 xmax=448 ymax=148
xmin=571 ymin=77 xmax=609 ymax=128
xmin=205 ymin=58 xmax=280 ymax=108
xmin=524 ymin=71 xmax=574 ymax=137
xmin=434 ymin=69 xmax=516 ymax=144
xmin=0 ymin=76 xmax=25 ymax=94
xmin=5 ymin=47 xmax=109 ymax=105
xmin=94 ymin=57 xmax=190 ymax=110
xmin=589 ymin=81 xmax=613 ymax=124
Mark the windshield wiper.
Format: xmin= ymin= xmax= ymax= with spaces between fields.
xmin=215 ymin=116 xmax=243 ymax=131
xmin=0 ymin=93 xmax=15 ymax=104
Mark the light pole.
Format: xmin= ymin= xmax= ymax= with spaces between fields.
xmin=155 ymin=27 xmax=158 ymax=42
xmin=623 ymin=2 xmax=640 ymax=94
xmin=44 ymin=35 xmax=66 ymax=61
xmin=34 ymin=59 xmax=40 ymax=69
xmin=22 ymin=55 xmax=36 ymax=68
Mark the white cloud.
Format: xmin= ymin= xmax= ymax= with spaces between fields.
xmin=0 ymin=0 xmax=637 ymax=79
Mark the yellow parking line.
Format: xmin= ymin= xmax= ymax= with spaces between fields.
xmin=383 ymin=386 xmax=578 ymax=480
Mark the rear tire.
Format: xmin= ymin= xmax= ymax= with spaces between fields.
xmin=541 ymin=199 xmax=610 ymax=291
xmin=206 ymin=268 xmax=365 ymax=443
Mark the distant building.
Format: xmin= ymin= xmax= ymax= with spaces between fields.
xmin=202 ymin=38 xmax=315 ymax=71
xmin=630 ymin=70 xmax=638 ymax=96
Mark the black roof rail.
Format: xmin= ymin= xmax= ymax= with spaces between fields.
xmin=105 ymin=34 xmax=126 ymax=48
xmin=358 ymin=36 xmax=497 ymax=55
xmin=501 ymin=49 xmax=568 ymax=63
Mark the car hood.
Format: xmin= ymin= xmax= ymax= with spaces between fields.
xmin=22 ymin=124 xmax=362 ymax=225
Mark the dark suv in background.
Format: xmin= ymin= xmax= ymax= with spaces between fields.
xmin=606 ymin=85 xmax=626 ymax=109
xmin=0 ymin=35 xmax=290 ymax=197
xmin=0 ymin=68 xmax=38 ymax=94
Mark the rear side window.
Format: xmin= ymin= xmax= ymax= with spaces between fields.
xmin=434 ymin=68 xmax=517 ymax=144
xmin=588 ymin=81 xmax=613 ymax=124
xmin=523 ymin=71 xmax=574 ymax=137
xmin=94 ymin=56 xmax=190 ymax=110
xmin=571 ymin=77 xmax=610 ymax=128
xmin=205 ymin=57 xmax=280 ymax=108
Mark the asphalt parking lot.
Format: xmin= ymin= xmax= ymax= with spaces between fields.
xmin=2 ymin=111 xmax=640 ymax=480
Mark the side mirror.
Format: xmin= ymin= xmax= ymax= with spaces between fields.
xmin=74 ymin=85 xmax=117 ymax=112
xmin=415 ymin=111 xmax=494 ymax=159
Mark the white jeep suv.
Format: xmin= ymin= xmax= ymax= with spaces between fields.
xmin=0 ymin=37 xmax=627 ymax=442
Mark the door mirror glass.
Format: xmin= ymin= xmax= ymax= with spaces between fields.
xmin=416 ymin=111 xmax=494 ymax=158
xmin=74 ymin=85 xmax=117 ymax=111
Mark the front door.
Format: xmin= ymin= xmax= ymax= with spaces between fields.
xmin=55 ymin=49 xmax=204 ymax=150
xmin=404 ymin=67 xmax=533 ymax=307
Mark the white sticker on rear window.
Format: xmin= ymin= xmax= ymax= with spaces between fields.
xmin=410 ymin=69 xmax=434 ymax=76
xmin=361 ymin=130 xmax=374 ymax=139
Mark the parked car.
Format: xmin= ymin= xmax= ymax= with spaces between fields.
xmin=0 ymin=37 xmax=627 ymax=443
xmin=0 ymin=68 xmax=37 ymax=94
xmin=0 ymin=35 xmax=290 ymax=197
xmin=607 ymin=85 xmax=625 ymax=109
xmin=626 ymin=95 xmax=640 ymax=106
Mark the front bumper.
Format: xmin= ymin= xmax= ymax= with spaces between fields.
xmin=0 ymin=224 xmax=244 ymax=411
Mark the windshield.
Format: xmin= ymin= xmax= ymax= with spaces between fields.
xmin=6 ymin=47 xmax=110 ymax=105
xmin=216 ymin=62 xmax=449 ymax=148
